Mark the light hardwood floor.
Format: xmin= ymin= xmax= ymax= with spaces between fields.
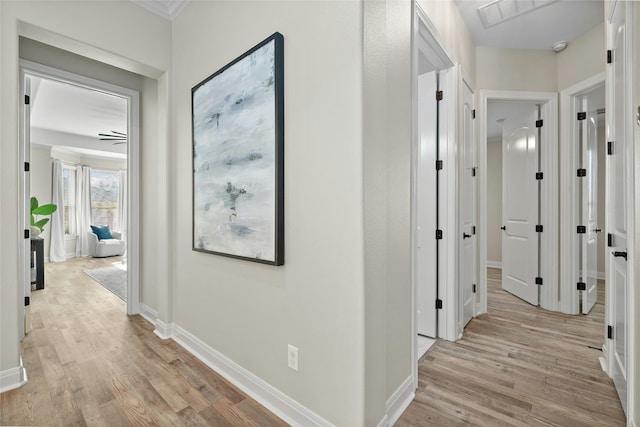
xmin=0 ymin=257 xmax=288 ymax=426
xmin=397 ymin=268 xmax=625 ymax=426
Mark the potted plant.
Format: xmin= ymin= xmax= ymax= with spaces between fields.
xmin=30 ymin=197 xmax=57 ymax=238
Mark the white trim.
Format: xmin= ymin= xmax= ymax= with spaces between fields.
xmin=375 ymin=416 xmax=389 ymax=427
xmin=153 ymin=319 xmax=173 ymax=340
xmin=486 ymin=261 xmax=502 ymax=269
xmin=385 ymin=375 xmax=415 ymax=426
xmin=19 ymin=60 xmax=142 ymax=318
xmin=171 ymin=324 xmax=335 ymax=427
xmin=597 ymin=271 xmax=606 ymax=281
xmin=559 ymin=73 xmax=606 ymax=315
xmin=131 ymin=0 xmax=189 ymax=21
xmin=0 ymin=358 xmax=28 ymax=393
xmin=478 ymin=90 xmax=558 ymax=314
xmin=139 ymin=303 xmax=158 ymax=325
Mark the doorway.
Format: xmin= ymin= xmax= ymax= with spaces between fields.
xmin=18 ymin=60 xmax=141 ymax=338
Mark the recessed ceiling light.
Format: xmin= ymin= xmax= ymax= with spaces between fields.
xmin=478 ymin=0 xmax=559 ymax=29
xmin=552 ymin=40 xmax=568 ymax=52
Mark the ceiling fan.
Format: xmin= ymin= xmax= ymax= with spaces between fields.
xmin=99 ymin=131 xmax=127 ymax=145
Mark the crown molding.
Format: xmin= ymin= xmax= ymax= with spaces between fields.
xmin=131 ymin=0 xmax=189 ymax=21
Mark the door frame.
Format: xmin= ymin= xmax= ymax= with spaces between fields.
xmin=411 ymin=2 xmax=457 ymax=390
xmin=19 ymin=60 xmax=141 ymax=316
xmin=559 ymin=73 xmax=605 ymax=315
xmin=478 ymin=90 xmax=558 ymax=314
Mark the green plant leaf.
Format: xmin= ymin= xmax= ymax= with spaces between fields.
xmin=32 ymin=204 xmax=57 ymax=215
xmin=30 ymin=214 xmax=35 ymax=226
xmin=31 ymin=197 xmax=38 ymax=212
xmin=34 ymin=218 xmax=49 ymax=230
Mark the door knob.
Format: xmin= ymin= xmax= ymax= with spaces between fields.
xmin=594 ymin=228 xmax=602 ymax=233
xmin=500 ymin=226 xmax=506 ymax=230
xmin=613 ymin=250 xmax=628 ymax=260
xmin=463 ymin=233 xmax=472 ymax=239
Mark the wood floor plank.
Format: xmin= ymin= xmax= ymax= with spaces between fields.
xmin=398 ymin=269 xmax=626 ymax=426
xmin=0 ymin=257 xmax=288 ymax=426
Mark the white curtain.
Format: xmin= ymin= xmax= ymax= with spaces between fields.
xmin=118 ymin=170 xmax=127 ymax=238
xmin=49 ymin=159 xmax=66 ymax=262
xmin=76 ymin=165 xmax=92 ymax=256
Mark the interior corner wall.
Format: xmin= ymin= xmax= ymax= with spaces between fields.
xmin=486 ymin=137 xmax=502 ymax=265
xmin=557 ymin=22 xmax=605 ymax=91
xmin=171 ymin=2 xmax=365 ymax=425
xmin=417 ymin=0 xmax=476 ymax=83
xmin=476 ymin=47 xmax=558 ymax=92
xmin=1 ymin=0 xmax=170 ymax=374
xmin=19 ymin=37 xmax=162 ymax=313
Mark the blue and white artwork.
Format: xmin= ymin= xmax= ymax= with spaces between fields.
xmin=192 ymin=34 xmax=283 ymax=265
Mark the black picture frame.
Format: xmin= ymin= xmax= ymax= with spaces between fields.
xmin=192 ymin=32 xmax=284 ymax=266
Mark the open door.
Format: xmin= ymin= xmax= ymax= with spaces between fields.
xmin=501 ymin=106 xmax=539 ymax=306
xmin=607 ymin=0 xmax=629 ymax=414
xmin=578 ymin=92 xmax=600 ymax=314
xmin=459 ymin=75 xmax=476 ymax=327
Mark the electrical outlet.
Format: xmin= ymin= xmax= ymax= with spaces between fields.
xmin=287 ymin=345 xmax=298 ymax=372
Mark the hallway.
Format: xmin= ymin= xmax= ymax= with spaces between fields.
xmin=0 ymin=258 xmax=287 ymax=426
xmin=398 ymin=268 xmax=625 ymax=426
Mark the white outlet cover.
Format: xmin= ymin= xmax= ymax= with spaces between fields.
xmin=288 ymin=345 xmax=298 ymax=372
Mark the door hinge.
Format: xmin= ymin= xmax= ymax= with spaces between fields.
xmin=577 ymin=112 xmax=587 ymax=121
xmin=577 ymin=168 xmax=586 ymax=177
xmin=613 ymin=250 xmax=628 ymax=260
xmin=436 ymin=90 xmax=443 ymax=101
xmin=535 ymin=172 xmax=543 ymax=180
xmin=577 ymin=282 xmax=586 ymax=291
xmin=607 ymin=50 xmax=612 ymax=64
xmin=607 ymin=141 xmax=614 ymax=155
xmin=608 ymin=233 xmax=613 ymax=247
xmin=471 ymin=167 xmax=476 ymax=177
xmin=25 ymin=296 xmax=30 ymax=306
xmin=435 ymin=299 xmax=443 ymax=309
xmin=24 ymin=95 xmax=30 ymax=105
xmin=435 ymin=229 xmax=443 ymax=240
xmin=577 ymin=225 xmax=586 ymax=234
xmin=608 ymin=325 xmax=613 ymax=339
xmin=24 ymin=229 xmax=30 ymax=239
xmin=535 ymin=277 xmax=543 ymax=285
xmin=472 ymin=109 xmax=476 ymax=119
xmin=536 ymin=119 xmax=543 ymax=128
xmin=536 ymin=225 xmax=543 ymax=232
xmin=24 ymin=162 xmax=30 ymax=172
xmin=436 ymin=160 xmax=443 ymax=170
xmin=472 ymin=284 xmax=476 ymax=293
xmin=472 ymin=226 xmax=476 ymax=235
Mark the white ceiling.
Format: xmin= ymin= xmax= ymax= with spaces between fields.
xmin=454 ymin=0 xmax=604 ymax=50
xmin=30 ymin=76 xmax=127 ymax=158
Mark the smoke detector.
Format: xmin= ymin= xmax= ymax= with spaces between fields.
xmin=552 ymin=41 xmax=568 ymax=53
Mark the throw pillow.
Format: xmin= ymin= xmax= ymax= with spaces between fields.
xmin=91 ymin=225 xmax=113 ymax=240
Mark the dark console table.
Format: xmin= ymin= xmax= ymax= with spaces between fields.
xmin=30 ymin=237 xmax=44 ymax=290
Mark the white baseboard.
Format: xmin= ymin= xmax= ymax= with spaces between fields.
xmin=0 ymin=357 xmax=28 ymax=393
xmin=171 ymin=323 xmax=334 ymax=427
xmin=384 ymin=375 xmax=415 ymax=426
xmin=139 ymin=303 xmax=157 ymax=325
xmin=154 ymin=319 xmax=173 ymax=340
xmin=597 ymin=271 xmax=606 ymax=280
xmin=486 ymin=261 xmax=502 ymax=269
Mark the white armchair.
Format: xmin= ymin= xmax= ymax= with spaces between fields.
xmin=87 ymin=230 xmax=126 ymax=258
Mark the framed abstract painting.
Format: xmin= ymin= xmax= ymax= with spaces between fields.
xmin=192 ymin=32 xmax=284 ymax=265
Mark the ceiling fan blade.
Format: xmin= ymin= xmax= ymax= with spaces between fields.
xmin=110 ymin=131 xmax=127 ymax=136
xmin=112 ymin=141 xmax=127 ymax=145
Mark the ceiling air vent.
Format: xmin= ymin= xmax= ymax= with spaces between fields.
xmin=478 ymin=0 xmax=559 ymax=29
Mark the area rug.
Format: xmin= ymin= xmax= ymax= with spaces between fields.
xmin=84 ymin=266 xmax=127 ymax=301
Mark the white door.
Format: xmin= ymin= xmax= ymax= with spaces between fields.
xmin=416 ymin=70 xmax=437 ymax=338
xmin=501 ymin=107 xmax=539 ymax=305
xmin=459 ymin=77 xmax=476 ymax=327
xmin=580 ymin=95 xmax=599 ymax=314
xmin=608 ymin=1 xmax=629 ymax=414
xmin=20 ymin=75 xmax=32 ymax=339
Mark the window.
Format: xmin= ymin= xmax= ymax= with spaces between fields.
xmin=62 ymin=166 xmax=76 ymax=236
xmin=90 ymin=170 xmax=120 ymax=231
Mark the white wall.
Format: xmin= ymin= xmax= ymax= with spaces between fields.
xmin=172 ymin=2 xmax=364 ymax=425
xmin=557 ymin=22 xmax=605 ymax=91
xmin=1 ymin=0 xmax=170 ymax=377
xmin=487 ymin=138 xmax=502 ymax=265
xmin=476 ymin=46 xmax=558 ymax=92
